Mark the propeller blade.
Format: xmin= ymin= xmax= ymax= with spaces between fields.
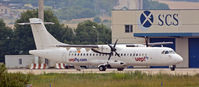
xmin=108 ymin=53 xmax=112 ymax=60
xmin=115 ymin=52 xmax=120 ymax=57
xmin=91 ymin=48 xmax=109 ymax=54
xmin=113 ymin=39 xmax=118 ymax=48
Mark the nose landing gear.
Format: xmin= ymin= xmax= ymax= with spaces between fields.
xmin=170 ymin=65 xmax=176 ymax=71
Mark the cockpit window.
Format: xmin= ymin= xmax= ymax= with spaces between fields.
xmin=162 ymin=50 xmax=175 ymax=54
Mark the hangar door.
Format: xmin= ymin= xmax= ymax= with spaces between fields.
xmin=150 ymin=38 xmax=176 ymax=68
xmin=189 ymin=38 xmax=199 ymax=68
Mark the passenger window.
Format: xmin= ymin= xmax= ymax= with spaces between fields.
xmin=162 ymin=51 xmax=165 ymax=54
xmin=165 ymin=51 xmax=169 ymax=54
xmin=124 ymin=54 xmax=126 ymax=56
xmin=136 ymin=54 xmax=138 ymax=56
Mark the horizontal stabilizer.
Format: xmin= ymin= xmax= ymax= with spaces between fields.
xmin=18 ymin=22 xmax=54 ymax=25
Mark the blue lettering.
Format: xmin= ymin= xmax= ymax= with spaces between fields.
xmin=158 ymin=15 xmax=164 ymax=26
xmin=158 ymin=13 xmax=179 ymax=26
xmin=74 ymin=58 xmax=79 ymax=62
xmin=173 ymin=14 xmax=179 ymax=26
xmin=165 ymin=14 xmax=172 ymax=26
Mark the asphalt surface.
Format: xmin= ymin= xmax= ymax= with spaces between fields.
xmin=7 ymin=68 xmax=199 ymax=75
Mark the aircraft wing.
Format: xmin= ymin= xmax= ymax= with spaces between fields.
xmin=56 ymin=45 xmax=99 ymax=48
xmin=148 ymin=42 xmax=173 ymax=46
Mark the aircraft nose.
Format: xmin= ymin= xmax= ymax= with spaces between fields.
xmin=176 ymin=54 xmax=183 ymax=64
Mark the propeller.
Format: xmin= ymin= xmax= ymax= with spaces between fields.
xmin=91 ymin=39 xmax=120 ymax=61
xmin=107 ymin=39 xmax=120 ymax=60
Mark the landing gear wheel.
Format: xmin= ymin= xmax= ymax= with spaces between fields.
xmin=99 ymin=65 xmax=106 ymax=71
xmin=117 ymin=68 xmax=124 ymax=71
xmin=170 ymin=65 xmax=176 ymax=71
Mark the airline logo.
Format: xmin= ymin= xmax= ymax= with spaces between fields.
xmin=135 ymin=56 xmax=149 ymax=62
xmin=139 ymin=10 xmax=179 ymax=30
xmin=69 ymin=58 xmax=87 ymax=62
xmin=140 ymin=11 xmax=154 ymax=28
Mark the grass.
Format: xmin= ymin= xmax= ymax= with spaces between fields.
xmin=29 ymin=71 xmax=199 ymax=87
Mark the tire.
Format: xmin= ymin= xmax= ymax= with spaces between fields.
xmin=170 ymin=65 xmax=176 ymax=71
xmin=117 ymin=68 xmax=124 ymax=71
xmin=99 ymin=65 xmax=106 ymax=71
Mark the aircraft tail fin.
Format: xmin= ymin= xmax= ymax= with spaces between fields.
xmin=28 ymin=18 xmax=65 ymax=49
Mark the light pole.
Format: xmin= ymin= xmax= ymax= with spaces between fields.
xmin=38 ymin=0 xmax=44 ymax=21
xmin=93 ymin=26 xmax=98 ymax=44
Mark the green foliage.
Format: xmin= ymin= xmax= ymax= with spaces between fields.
xmin=0 ymin=64 xmax=30 ymax=87
xmin=75 ymin=20 xmax=111 ymax=44
xmin=56 ymin=6 xmax=96 ymax=20
xmin=143 ymin=0 xmax=169 ymax=10
xmin=0 ymin=19 xmax=13 ymax=62
xmin=29 ymin=72 xmax=199 ymax=87
xmin=54 ymin=0 xmax=118 ymax=20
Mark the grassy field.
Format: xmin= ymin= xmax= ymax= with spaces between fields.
xmin=29 ymin=71 xmax=199 ymax=87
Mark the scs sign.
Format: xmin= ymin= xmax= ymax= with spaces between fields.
xmin=158 ymin=14 xmax=179 ymax=26
xmin=140 ymin=10 xmax=179 ymax=29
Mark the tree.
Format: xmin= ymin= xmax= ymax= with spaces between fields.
xmin=0 ymin=19 xmax=13 ymax=62
xmin=0 ymin=64 xmax=30 ymax=87
xmin=13 ymin=9 xmax=75 ymax=54
xmin=75 ymin=20 xmax=111 ymax=44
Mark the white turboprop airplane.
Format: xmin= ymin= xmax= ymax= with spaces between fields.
xmin=23 ymin=18 xmax=183 ymax=71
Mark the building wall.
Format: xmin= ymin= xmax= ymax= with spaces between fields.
xmin=112 ymin=9 xmax=199 ymax=68
xmin=112 ymin=10 xmax=199 ymax=35
xmin=5 ymin=55 xmax=34 ymax=68
xmin=112 ymin=10 xmax=145 ymax=44
xmin=176 ymin=38 xmax=189 ymax=68
xmin=0 ymin=5 xmax=10 ymax=15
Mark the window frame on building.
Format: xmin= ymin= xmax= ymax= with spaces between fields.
xmin=125 ymin=24 xmax=133 ymax=33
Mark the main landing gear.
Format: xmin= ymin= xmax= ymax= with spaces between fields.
xmin=99 ymin=65 xmax=106 ymax=71
xmin=170 ymin=65 xmax=176 ymax=71
xmin=117 ymin=68 xmax=124 ymax=71
xmin=98 ymin=65 xmax=124 ymax=71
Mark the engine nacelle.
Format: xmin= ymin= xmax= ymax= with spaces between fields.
xmin=107 ymin=60 xmax=126 ymax=68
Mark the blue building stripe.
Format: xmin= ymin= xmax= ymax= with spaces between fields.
xmin=134 ymin=33 xmax=199 ymax=37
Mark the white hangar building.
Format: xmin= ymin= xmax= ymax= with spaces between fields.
xmin=112 ymin=9 xmax=199 ymax=68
